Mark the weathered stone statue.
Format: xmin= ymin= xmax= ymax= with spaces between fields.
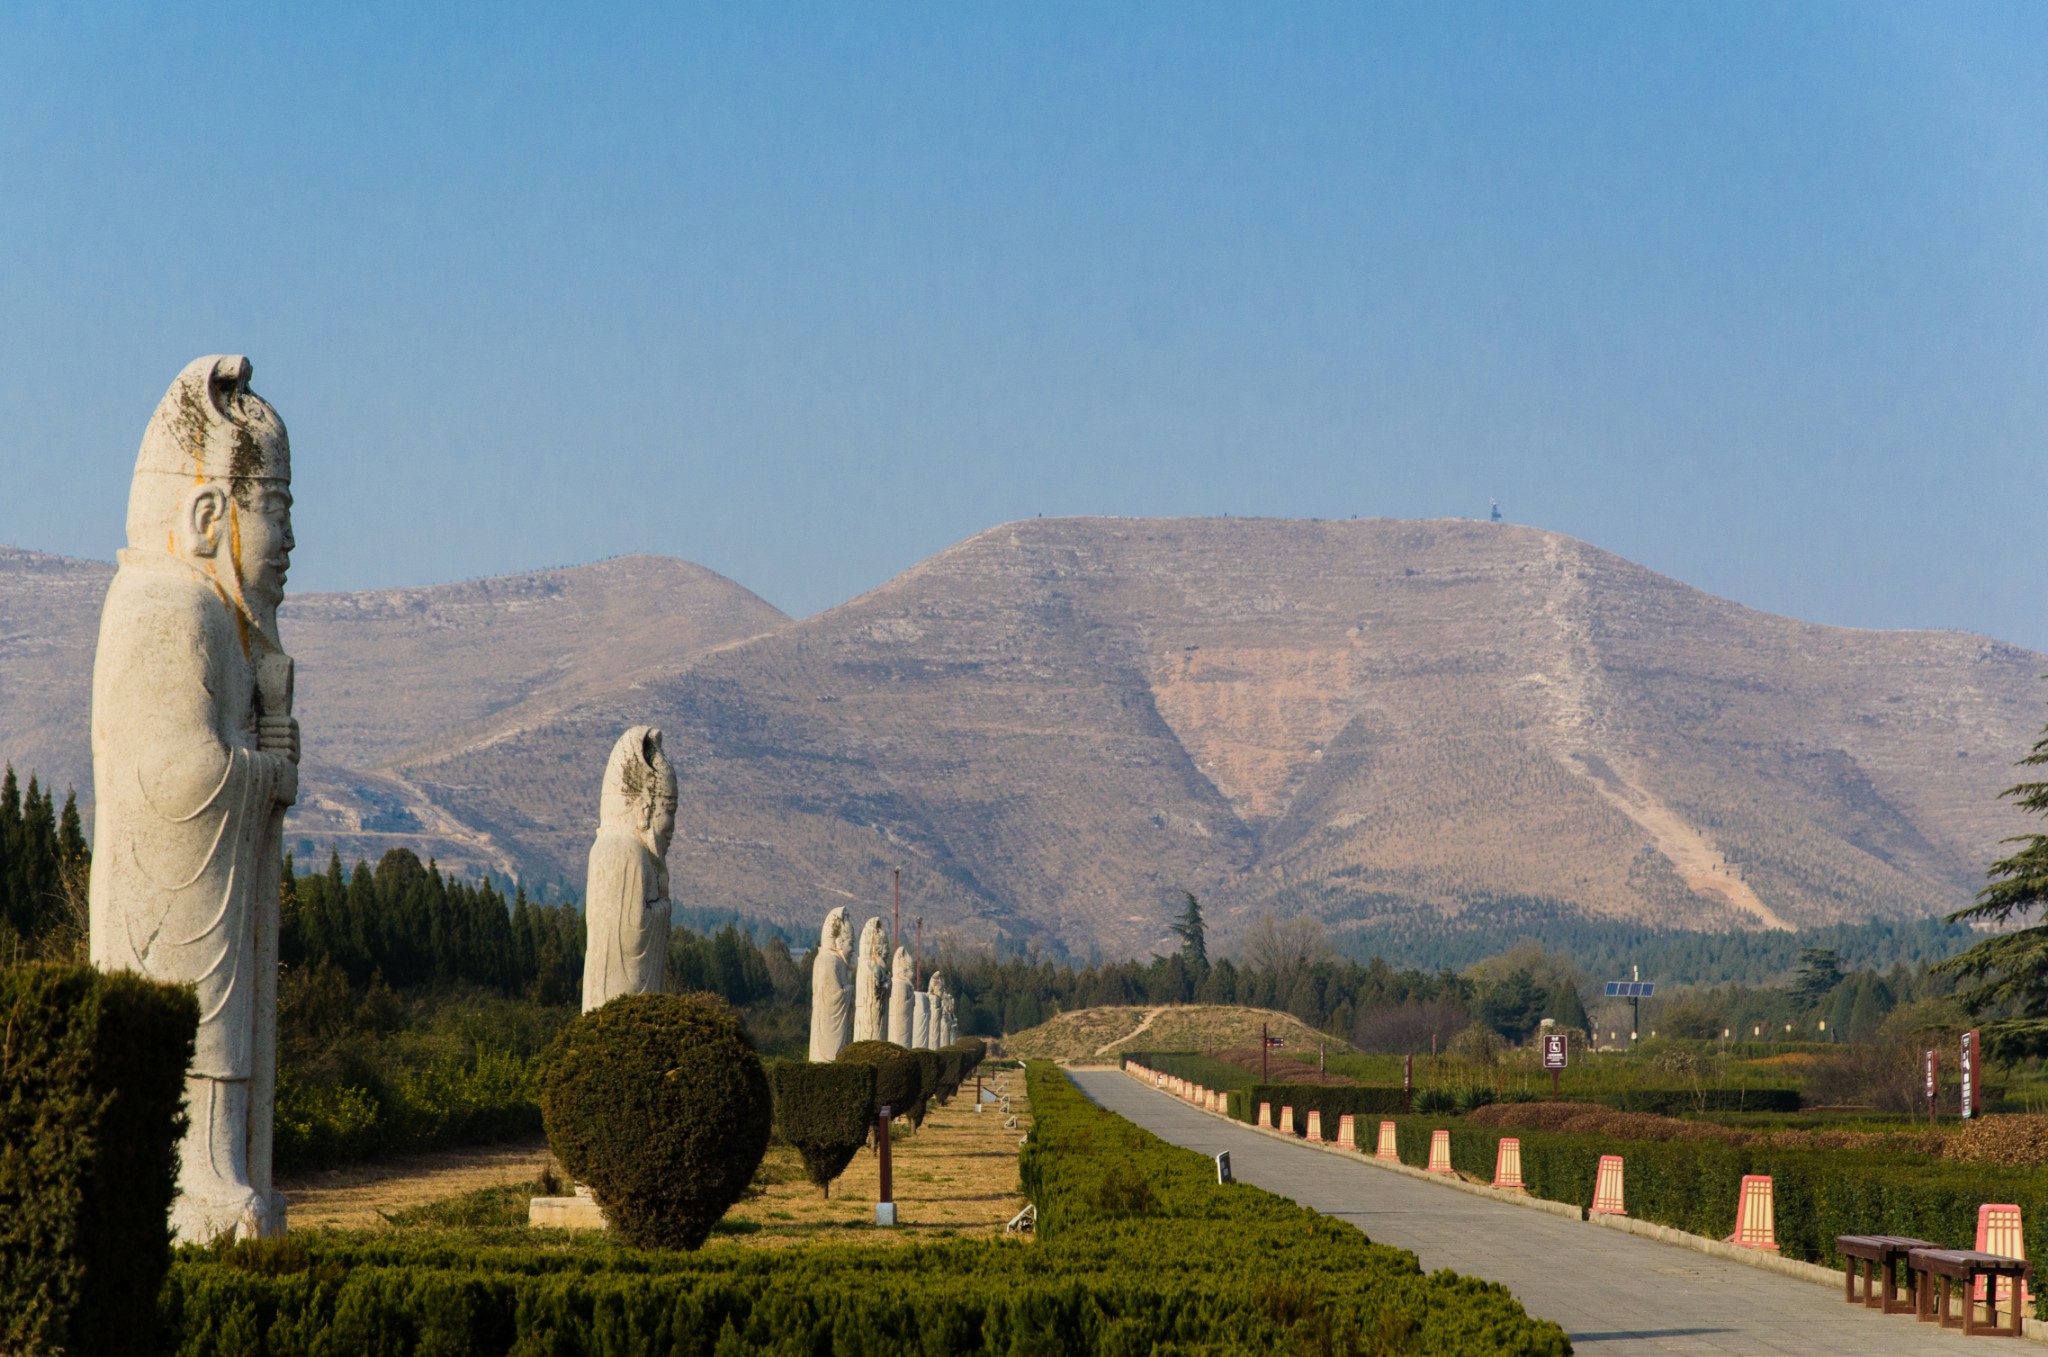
xmin=939 ymin=991 xmax=957 ymax=1046
xmin=90 ymin=355 xmax=296 ymax=1244
xmin=581 ymin=727 xmax=677 ymax=1012
xmin=887 ymin=945 xmax=914 ymax=1046
xmin=912 ymin=988 xmax=932 ymax=1049
xmin=926 ymin=972 xmax=949 ymax=1049
xmin=851 ymin=916 xmax=888 ymax=1042
xmin=807 ymin=907 xmax=854 ymax=1061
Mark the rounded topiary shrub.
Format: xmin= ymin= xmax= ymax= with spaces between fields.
xmin=835 ymin=1040 xmax=921 ymax=1121
xmin=769 ymin=1060 xmax=876 ymax=1197
xmin=907 ymin=1049 xmax=941 ymax=1127
xmin=538 ymin=992 xmax=771 ymax=1249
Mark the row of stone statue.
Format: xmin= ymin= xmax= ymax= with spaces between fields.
xmin=85 ymin=357 xmax=951 ymax=1247
xmin=805 ymin=906 xmax=957 ymax=1061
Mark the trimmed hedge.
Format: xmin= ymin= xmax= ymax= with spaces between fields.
xmin=1229 ymin=1083 xmax=1409 ymax=1131
xmin=768 ymin=1060 xmax=876 ymax=1197
xmin=908 ymin=1049 xmax=940 ymax=1127
xmin=1121 ymin=1050 xmax=1258 ymax=1092
xmin=1596 ymin=1088 xmax=1801 ymax=1115
xmin=835 ymin=1039 xmax=921 ymax=1118
xmin=0 ymin=963 xmax=197 ymax=1356
xmin=1386 ymin=1113 xmax=2048 ymax=1311
xmin=157 ymin=1064 xmax=1571 ymax=1355
xmin=537 ymin=993 xmax=771 ymax=1249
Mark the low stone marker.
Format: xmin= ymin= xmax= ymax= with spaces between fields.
xmin=529 ymin=1184 xmax=606 ymax=1230
xmin=1258 ymin=1101 xmax=1272 ymax=1128
xmin=1976 ymin=1203 xmax=2032 ymax=1311
xmin=1375 ymin=1120 xmax=1398 ymax=1159
xmin=1590 ymin=1154 xmax=1627 ymax=1216
xmin=1336 ymin=1114 xmax=1356 ymax=1148
xmin=1426 ymin=1128 xmax=1453 ymax=1174
xmin=1304 ymin=1109 xmax=1323 ymax=1141
xmin=1728 ymin=1174 xmax=1776 ymax=1251
xmin=1492 ymin=1137 xmax=1525 ymax=1192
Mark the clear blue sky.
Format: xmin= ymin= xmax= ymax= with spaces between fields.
xmin=3 ymin=3 xmax=2044 ymax=649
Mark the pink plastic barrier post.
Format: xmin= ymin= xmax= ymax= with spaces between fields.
xmin=1590 ymin=1154 xmax=1626 ymax=1216
xmin=1492 ymin=1137 xmax=1525 ymax=1192
xmin=1426 ymin=1128 xmax=1453 ymax=1174
xmin=1728 ymin=1174 xmax=1777 ymax=1251
xmin=1976 ymin=1204 xmax=2032 ymax=1309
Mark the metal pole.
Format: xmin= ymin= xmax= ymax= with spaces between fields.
xmin=893 ymin=868 xmax=901 ymax=955
xmin=915 ymin=916 xmax=923 ymax=987
xmin=1261 ymin=1022 xmax=1268 ymax=1083
xmin=877 ymin=1105 xmax=893 ymax=1204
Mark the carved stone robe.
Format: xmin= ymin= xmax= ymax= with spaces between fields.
xmin=581 ymin=830 xmax=669 ymax=1011
xmin=887 ymin=946 xmax=914 ymax=1046
xmin=852 ymin=918 xmax=888 ymax=1042
xmin=808 ymin=907 xmax=854 ymax=1061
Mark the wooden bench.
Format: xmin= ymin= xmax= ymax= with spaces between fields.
xmin=1837 ymin=1234 xmax=1936 ymax=1314
xmin=1909 ymin=1248 xmax=2032 ymax=1338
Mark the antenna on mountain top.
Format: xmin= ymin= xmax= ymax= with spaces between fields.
xmin=1490 ymin=499 xmax=1503 ymax=523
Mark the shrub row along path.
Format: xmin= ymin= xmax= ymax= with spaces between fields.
xmin=1068 ymin=1070 xmax=1999 ymax=1356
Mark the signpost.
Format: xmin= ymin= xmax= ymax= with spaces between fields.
xmin=1925 ymin=1048 xmax=1938 ymax=1127
xmin=1542 ymin=1032 xmax=1569 ymax=1100
xmin=1603 ymin=979 xmax=1656 ymax=1047
xmin=875 ymin=1103 xmax=896 ymax=1226
xmin=1961 ymin=1029 xmax=1979 ymax=1120
xmin=1403 ymin=1054 xmax=1414 ymax=1112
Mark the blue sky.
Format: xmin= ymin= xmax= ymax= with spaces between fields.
xmin=2 ymin=3 xmax=2044 ymax=649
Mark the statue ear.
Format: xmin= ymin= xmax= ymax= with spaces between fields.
xmin=182 ymin=484 xmax=228 ymax=557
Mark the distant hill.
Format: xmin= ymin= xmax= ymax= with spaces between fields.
xmin=3 ymin=518 xmax=2042 ymax=952
xmin=1002 ymin=1005 xmax=1351 ymax=1062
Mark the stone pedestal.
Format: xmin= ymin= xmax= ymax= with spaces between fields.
xmin=875 ymin=1202 xmax=898 ymax=1227
xmin=529 ymin=1185 xmax=607 ymax=1229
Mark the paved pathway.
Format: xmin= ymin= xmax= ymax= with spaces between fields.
xmin=1070 ymin=1069 xmax=2015 ymax=1356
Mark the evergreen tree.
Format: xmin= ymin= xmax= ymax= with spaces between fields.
xmin=1545 ymin=978 xmax=1590 ymax=1034
xmin=1937 ymin=714 xmax=2048 ymax=1056
xmin=1169 ymin=891 xmax=1208 ymax=969
xmin=1791 ymin=947 xmax=1845 ymax=1012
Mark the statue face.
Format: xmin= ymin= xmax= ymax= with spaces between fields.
xmin=233 ymin=484 xmax=294 ymax=617
xmin=649 ymin=794 xmax=677 ymax=856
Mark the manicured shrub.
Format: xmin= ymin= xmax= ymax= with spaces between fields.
xmin=835 ymin=1039 xmax=921 ymax=1118
xmin=1598 ymin=1088 xmax=1801 ymax=1115
xmin=537 ymin=992 xmax=770 ymax=1249
xmin=768 ymin=1060 xmax=876 ymax=1197
xmin=0 ymin=963 xmax=197 ymax=1356
xmin=1122 ymin=1050 xmax=1257 ymax=1091
xmin=934 ymin=1048 xmax=965 ymax=1101
xmin=908 ymin=1049 xmax=940 ymax=1127
xmin=158 ymin=1065 xmax=1572 ymax=1355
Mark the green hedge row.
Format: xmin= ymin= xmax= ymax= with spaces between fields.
xmin=769 ymin=1060 xmax=876 ymax=1196
xmin=273 ymin=1048 xmax=541 ymax=1172
xmin=1597 ymin=1088 xmax=1801 ymax=1115
xmin=1119 ymin=1051 xmax=1258 ymax=1092
xmin=1 ymin=963 xmax=197 ymax=1356
xmin=1382 ymin=1115 xmax=2048 ymax=1313
xmin=157 ymin=1064 xmax=1571 ymax=1354
xmin=1223 ymin=1083 xmax=1408 ymax=1129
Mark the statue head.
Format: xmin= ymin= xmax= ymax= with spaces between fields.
xmin=892 ymin=945 xmax=914 ymax=981
xmin=599 ymin=726 xmax=677 ymax=854
xmin=819 ymin=906 xmax=851 ymax=961
xmin=126 ymin=356 xmax=294 ymax=633
xmin=858 ymin=916 xmax=887 ymax=967
xmin=928 ymin=970 xmax=947 ymax=1001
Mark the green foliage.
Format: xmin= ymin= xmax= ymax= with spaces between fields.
xmin=1474 ymin=968 xmax=1547 ymax=1042
xmin=767 ymin=1060 xmax=875 ymax=1196
xmin=834 ymin=1039 xmax=922 ymax=1119
xmin=1791 ymin=947 xmax=1845 ymax=1012
xmin=0 ymin=963 xmax=196 ymax=1356
xmin=1599 ymin=1088 xmax=1801 ymax=1115
xmin=1122 ymin=1050 xmax=1258 ymax=1091
xmin=908 ymin=1049 xmax=940 ymax=1126
xmin=538 ymin=993 xmax=771 ymax=1250
xmin=0 ymin=769 xmax=88 ymax=961
xmin=1235 ymin=1083 xmax=1411 ymax=1132
xmin=1169 ymin=890 xmax=1208 ymax=968
xmin=1545 ymin=978 xmax=1589 ymax=1033
xmin=1938 ymin=714 xmax=2048 ymax=1058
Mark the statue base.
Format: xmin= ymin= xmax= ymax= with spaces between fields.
xmin=529 ymin=1185 xmax=607 ymax=1230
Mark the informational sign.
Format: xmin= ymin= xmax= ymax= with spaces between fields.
xmin=1542 ymin=1033 xmax=1569 ymax=1070
xmin=1960 ymin=1029 xmax=1979 ymax=1120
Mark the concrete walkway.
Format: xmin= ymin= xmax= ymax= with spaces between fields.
xmin=1070 ymin=1069 xmax=2017 ymax=1356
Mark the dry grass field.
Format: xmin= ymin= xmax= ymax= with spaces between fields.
xmin=282 ymin=1068 xmax=1031 ymax=1249
xmin=1003 ymin=1004 xmax=1353 ymax=1062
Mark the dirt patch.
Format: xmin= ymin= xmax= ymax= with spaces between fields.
xmin=279 ymin=1137 xmax=558 ymax=1230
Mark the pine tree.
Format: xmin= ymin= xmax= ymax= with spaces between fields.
xmin=1169 ymin=891 xmax=1208 ymax=969
xmin=1937 ymin=715 xmax=2048 ymax=1057
xmin=1545 ymin=978 xmax=1590 ymax=1034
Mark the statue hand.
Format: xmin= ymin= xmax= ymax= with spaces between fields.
xmin=258 ymin=715 xmax=299 ymax=763
xmin=269 ymin=752 xmax=299 ymax=807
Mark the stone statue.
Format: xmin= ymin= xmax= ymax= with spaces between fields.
xmin=912 ymin=989 xmax=932 ymax=1049
xmin=887 ymin=945 xmax=914 ymax=1046
xmin=939 ymin=991 xmax=957 ymax=1046
xmin=581 ymin=727 xmax=677 ymax=1012
xmin=89 ymin=356 xmax=296 ymax=1244
xmin=851 ymin=916 xmax=888 ymax=1042
xmin=807 ymin=906 xmax=854 ymax=1061
xmin=926 ymin=972 xmax=949 ymax=1048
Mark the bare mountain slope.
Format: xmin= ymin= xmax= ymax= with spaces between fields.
xmin=385 ymin=518 xmax=2044 ymax=953
xmin=0 ymin=548 xmax=788 ymax=877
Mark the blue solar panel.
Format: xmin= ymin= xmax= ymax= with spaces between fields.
xmin=1603 ymin=981 xmax=1656 ymax=998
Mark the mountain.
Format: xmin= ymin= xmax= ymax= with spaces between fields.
xmin=0 ymin=549 xmax=788 ymax=879
xmin=4 ymin=519 xmax=2042 ymax=956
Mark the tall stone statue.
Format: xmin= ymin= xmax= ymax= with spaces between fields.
xmin=939 ymin=991 xmax=957 ymax=1046
xmin=912 ymin=989 xmax=932 ymax=1049
xmin=926 ymin=972 xmax=949 ymax=1049
xmin=90 ymin=356 xmax=296 ymax=1244
xmin=807 ymin=907 xmax=854 ymax=1061
xmin=887 ymin=945 xmax=914 ymax=1046
xmin=851 ymin=916 xmax=888 ymax=1042
xmin=581 ymin=727 xmax=677 ymax=1012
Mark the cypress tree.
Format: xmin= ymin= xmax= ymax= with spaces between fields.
xmin=1938 ymin=714 xmax=2048 ymax=1057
